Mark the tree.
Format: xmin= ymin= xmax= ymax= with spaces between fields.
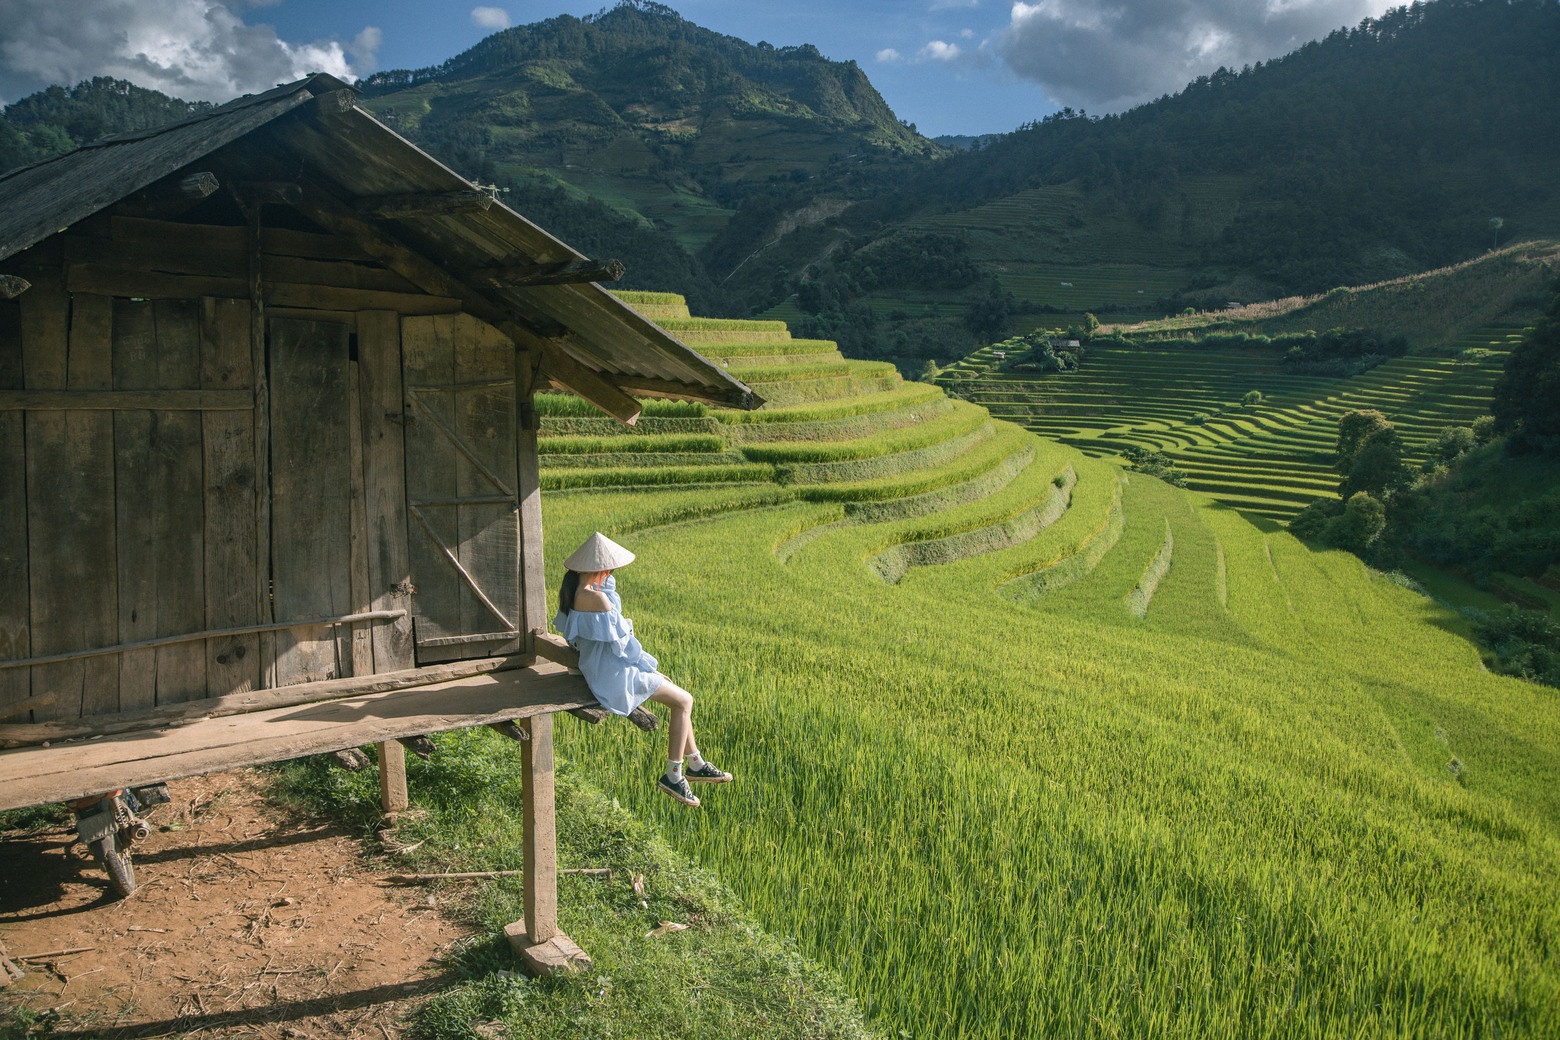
xmin=1336 ymin=409 xmax=1392 ymax=470
xmin=1341 ymin=427 xmax=1410 ymax=500
xmin=1489 ymin=216 xmax=1505 ymax=249
xmin=1325 ymin=491 xmax=1387 ymax=552
xmin=1492 ymin=282 xmax=1560 ymax=453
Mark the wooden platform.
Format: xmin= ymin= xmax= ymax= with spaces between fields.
xmin=0 ymin=659 xmax=595 ymax=811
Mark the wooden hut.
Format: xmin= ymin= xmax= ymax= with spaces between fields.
xmin=0 ymin=73 xmax=756 ymax=967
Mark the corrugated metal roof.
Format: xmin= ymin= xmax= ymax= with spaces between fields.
xmin=0 ymin=74 xmax=757 ymax=414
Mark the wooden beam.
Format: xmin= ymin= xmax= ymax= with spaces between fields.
xmin=359 ymin=191 xmax=495 ymax=219
xmin=0 ymin=659 xmax=596 ymax=809
xmin=521 ymin=713 xmax=558 ymax=943
xmin=613 ymin=373 xmax=760 ymax=410
xmin=110 ymin=216 xmax=376 ymax=264
xmin=474 ymin=258 xmax=624 ymax=288
xmin=110 ymin=171 xmax=222 ymax=220
xmin=232 ymin=181 xmax=303 ymax=207
xmin=0 ymin=275 xmax=30 ymax=301
xmin=534 ymin=341 xmax=641 ymax=426
xmin=0 ymin=654 xmax=528 ymax=746
xmin=0 ymin=389 xmax=250 ymax=411
xmin=63 ymin=262 xmax=460 ymax=314
xmin=515 ymin=349 xmax=548 ymax=644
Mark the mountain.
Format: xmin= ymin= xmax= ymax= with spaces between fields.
xmin=356 ymin=1 xmax=937 ymax=252
xmin=0 ymin=77 xmax=210 ymax=172
xmin=4 ymin=0 xmax=1556 ymax=365
xmin=720 ymin=0 xmax=1560 ymax=364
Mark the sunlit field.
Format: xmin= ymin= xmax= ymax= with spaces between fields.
xmin=516 ymin=292 xmax=1560 ymax=1039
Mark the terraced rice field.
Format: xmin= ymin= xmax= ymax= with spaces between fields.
xmin=940 ymin=340 xmax=1508 ymax=518
xmin=525 ymin=292 xmax=1559 ymax=1040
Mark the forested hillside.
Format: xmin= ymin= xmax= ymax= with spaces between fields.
xmin=741 ymin=0 xmax=1560 ymax=363
xmin=3 ymin=0 xmax=1556 ymax=364
xmin=0 ymin=77 xmax=209 ymax=173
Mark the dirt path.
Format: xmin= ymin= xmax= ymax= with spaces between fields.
xmin=1 ymin=769 xmax=475 ymax=1039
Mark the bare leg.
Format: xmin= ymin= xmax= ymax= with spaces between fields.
xmin=649 ymin=679 xmax=696 ymax=761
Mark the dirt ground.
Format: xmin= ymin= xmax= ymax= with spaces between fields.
xmin=0 ymin=769 xmax=477 ymax=1039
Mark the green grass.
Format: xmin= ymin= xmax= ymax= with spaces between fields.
xmin=539 ymin=482 xmax=1560 ymax=1040
xmin=264 ymin=732 xmax=874 ymax=1040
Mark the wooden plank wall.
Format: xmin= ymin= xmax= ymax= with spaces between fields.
xmin=21 ymin=274 xmax=117 ymax=721
xmin=268 ymin=317 xmax=353 ymax=687
xmin=113 ymin=299 xmax=207 ymax=709
xmin=0 ymin=287 xmax=269 ymax=720
xmin=200 ymin=298 xmax=261 ymax=696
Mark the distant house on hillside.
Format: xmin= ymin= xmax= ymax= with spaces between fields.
xmin=0 ymin=73 xmax=756 ymax=969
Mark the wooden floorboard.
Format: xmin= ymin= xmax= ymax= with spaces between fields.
xmin=0 ymin=660 xmax=595 ymax=810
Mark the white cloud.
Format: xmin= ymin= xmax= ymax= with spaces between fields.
xmin=470 ymin=6 xmax=511 ymax=31
xmin=993 ymin=0 xmax=1397 ymax=111
xmin=0 ymin=0 xmax=379 ymax=104
xmin=876 ymin=47 xmax=904 ymax=62
xmin=919 ymin=40 xmax=963 ymax=61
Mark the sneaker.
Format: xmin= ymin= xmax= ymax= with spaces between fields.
xmin=657 ymin=773 xmax=700 ymax=807
xmin=685 ymin=761 xmax=732 ymax=783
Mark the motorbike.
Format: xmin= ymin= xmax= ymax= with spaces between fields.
xmin=66 ymin=784 xmax=171 ymax=897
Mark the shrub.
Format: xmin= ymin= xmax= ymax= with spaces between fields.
xmin=1289 ymin=497 xmax=1343 ymax=540
xmin=1465 ymin=605 xmax=1560 ymax=688
xmin=1432 ymin=426 xmax=1476 ymax=463
xmin=1325 ymin=491 xmax=1388 ymax=552
xmin=1243 ymin=390 xmax=1263 ymax=406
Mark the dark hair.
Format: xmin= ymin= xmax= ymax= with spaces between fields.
xmin=557 ymin=569 xmax=581 ymax=617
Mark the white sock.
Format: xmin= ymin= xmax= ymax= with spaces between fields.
xmin=666 ymin=758 xmax=684 ymax=782
xmin=687 ymin=751 xmax=707 ymax=770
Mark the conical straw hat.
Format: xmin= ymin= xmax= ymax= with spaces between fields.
xmin=563 ymin=531 xmax=635 ymax=572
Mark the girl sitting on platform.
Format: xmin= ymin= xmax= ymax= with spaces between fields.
xmin=553 ymin=532 xmax=731 ymax=807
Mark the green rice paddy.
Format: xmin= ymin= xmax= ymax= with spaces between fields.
xmin=519 ymin=293 xmax=1560 ymax=1039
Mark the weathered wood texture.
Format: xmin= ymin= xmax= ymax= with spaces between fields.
xmin=0 ymin=659 xmax=595 ymax=810
xmin=402 ymin=313 xmax=522 ymax=663
xmin=200 ymin=298 xmax=260 ymax=697
xmin=377 ymin=739 xmax=409 ymax=814
xmin=268 ymin=318 xmax=354 ymax=686
xmin=521 ymin=713 xmax=558 ymax=943
xmin=114 ymin=299 xmax=207 ymax=708
xmin=0 ymin=654 xmax=521 ymax=748
xmin=23 ymin=275 xmax=117 ymax=721
xmin=0 ymin=301 xmax=27 ymax=717
xmin=516 ymin=350 xmax=548 ymax=641
xmin=357 ymin=310 xmax=416 ymax=673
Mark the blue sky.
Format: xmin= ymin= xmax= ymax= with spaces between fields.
xmin=0 ymin=0 xmax=1398 ymax=136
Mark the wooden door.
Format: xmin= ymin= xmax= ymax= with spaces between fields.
xmin=400 ymin=314 xmax=521 ymax=663
xmin=268 ymin=316 xmax=354 ymax=686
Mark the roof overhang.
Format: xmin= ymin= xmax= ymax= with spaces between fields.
xmin=0 ymin=74 xmax=760 ymax=423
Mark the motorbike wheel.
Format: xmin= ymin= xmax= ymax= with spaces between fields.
xmin=91 ymin=834 xmax=137 ymax=897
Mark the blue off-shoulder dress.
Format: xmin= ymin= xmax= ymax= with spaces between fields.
xmin=553 ymin=575 xmax=665 ymax=715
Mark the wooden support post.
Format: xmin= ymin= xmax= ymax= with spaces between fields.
xmin=521 ymin=713 xmax=557 ymax=942
xmin=377 ymin=739 xmax=408 ymax=815
xmin=515 ymin=350 xmax=548 ymax=648
xmin=504 ymin=709 xmax=590 ymax=975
